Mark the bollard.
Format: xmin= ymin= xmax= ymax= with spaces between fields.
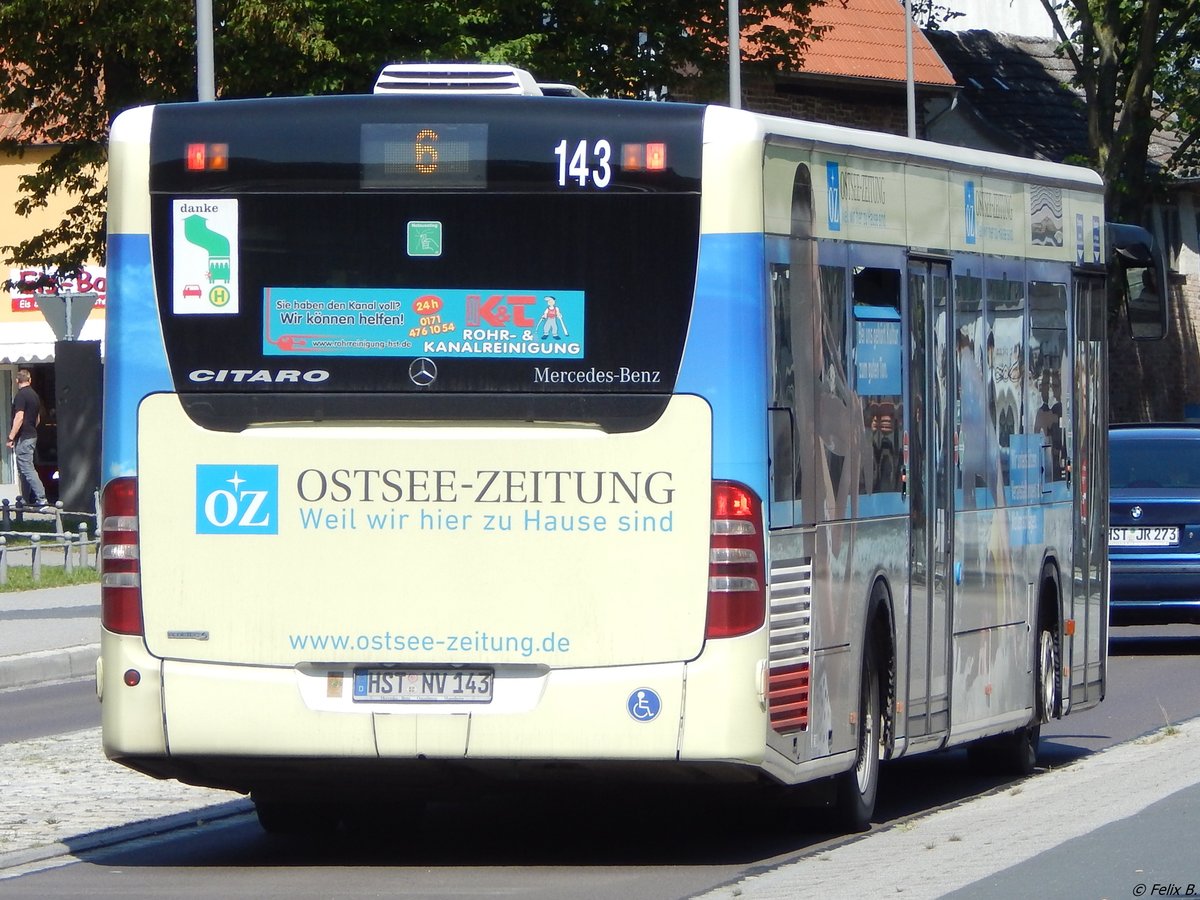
xmin=78 ymin=523 xmax=89 ymax=568
xmin=53 ymin=504 xmax=65 ymax=537
xmin=14 ymin=497 xmax=24 ymax=527
xmin=1 ymin=498 xmax=9 ymax=530
xmin=31 ymin=533 xmax=41 ymax=583
xmin=65 ymin=533 xmax=76 ymax=575
xmin=0 ymin=536 xmax=6 ymax=586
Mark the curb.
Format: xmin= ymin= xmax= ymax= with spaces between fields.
xmin=0 ymin=644 xmax=99 ymax=691
xmin=0 ymin=800 xmax=253 ymax=874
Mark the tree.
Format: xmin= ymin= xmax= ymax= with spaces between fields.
xmin=908 ymin=0 xmax=965 ymax=30
xmin=1037 ymin=0 xmax=1200 ymax=221
xmin=0 ymin=1 xmax=818 ymax=275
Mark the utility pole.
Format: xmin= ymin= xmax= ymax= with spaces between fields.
xmin=197 ymin=0 xmax=215 ymax=101
xmin=729 ymin=1 xmax=742 ymax=109
xmin=904 ymin=0 xmax=916 ymax=138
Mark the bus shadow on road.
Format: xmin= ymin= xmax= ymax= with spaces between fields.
xmin=82 ymin=789 xmax=840 ymax=869
xmin=75 ymin=749 xmax=1106 ymax=873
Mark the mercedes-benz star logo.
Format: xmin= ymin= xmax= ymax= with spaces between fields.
xmin=409 ymin=357 xmax=438 ymax=387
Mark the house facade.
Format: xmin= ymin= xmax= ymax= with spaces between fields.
xmin=693 ymin=0 xmax=958 ymax=135
xmin=0 ymin=110 xmax=105 ymax=506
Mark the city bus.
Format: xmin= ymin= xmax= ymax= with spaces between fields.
xmin=99 ymin=65 xmax=1166 ymax=832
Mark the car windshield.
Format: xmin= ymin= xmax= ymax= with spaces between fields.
xmin=1111 ymin=437 xmax=1200 ymax=489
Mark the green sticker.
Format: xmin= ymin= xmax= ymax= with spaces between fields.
xmin=407 ymin=221 xmax=442 ymax=257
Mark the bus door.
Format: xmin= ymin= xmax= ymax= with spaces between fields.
xmin=1068 ymin=272 xmax=1108 ymax=712
xmin=905 ymin=257 xmax=953 ymax=741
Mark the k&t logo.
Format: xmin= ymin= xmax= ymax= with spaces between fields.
xmin=196 ymin=465 xmax=279 ymax=535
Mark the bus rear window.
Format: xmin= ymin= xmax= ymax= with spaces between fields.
xmin=147 ymin=97 xmax=705 ymax=405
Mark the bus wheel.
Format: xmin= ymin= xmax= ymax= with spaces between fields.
xmin=833 ymin=649 xmax=880 ymax=832
xmin=253 ymin=796 xmax=339 ymax=836
xmin=1037 ymin=622 xmax=1060 ymax=724
xmin=967 ymin=723 xmax=1040 ymax=776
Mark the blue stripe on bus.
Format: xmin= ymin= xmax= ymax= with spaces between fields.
xmin=676 ymin=232 xmax=769 ymax=501
xmin=102 ymin=232 xmax=173 ymax=479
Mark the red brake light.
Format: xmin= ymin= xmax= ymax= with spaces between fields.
xmin=101 ymin=477 xmax=143 ymax=636
xmin=706 ymin=481 xmax=765 ymax=639
xmin=185 ymin=142 xmax=229 ymax=171
xmin=186 ymin=143 xmax=206 ymax=171
xmin=713 ymin=484 xmax=756 ymax=520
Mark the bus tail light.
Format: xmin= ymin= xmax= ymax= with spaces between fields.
xmin=707 ymin=481 xmax=766 ymax=639
xmin=101 ymin=477 xmax=144 ymax=636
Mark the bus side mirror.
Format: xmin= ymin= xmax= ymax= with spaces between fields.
xmin=1108 ymin=221 xmax=1169 ymax=342
xmin=1125 ymin=268 xmax=1169 ymax=341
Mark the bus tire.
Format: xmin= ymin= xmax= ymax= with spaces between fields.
xmin=253 ymin=796 xmax=338 ymax=836
xmin=832 ymin=648 xmax=880 ymax=832
xmin=1036 ymin=594 xmax=1061 ymax=725
xmin=968 ymin=722 xmax=1039 ymax=777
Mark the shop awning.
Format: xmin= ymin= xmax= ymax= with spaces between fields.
xmin=0 ymin=319 xmax=105 ymax=364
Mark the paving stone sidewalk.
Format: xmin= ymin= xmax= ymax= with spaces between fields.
xmin=0 ymin=728 xmax=245 ymax=873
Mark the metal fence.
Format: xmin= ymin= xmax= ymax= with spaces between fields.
xmin=0 ymin=496 xmax=100 ymax=586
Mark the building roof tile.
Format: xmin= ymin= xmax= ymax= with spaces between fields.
xmin=0 ymin=110 xmax=26 ymax=142
xmin=754 ymin=0 xmax=956 ymax=87
xmin=0 ymin=61 xmax=58 ymax=145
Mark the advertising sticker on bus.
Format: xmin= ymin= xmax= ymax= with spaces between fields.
xmin=263 ymin=287 xmax=585 ymax=358
xmin=172 ymin=199 xmax=239 ymax=314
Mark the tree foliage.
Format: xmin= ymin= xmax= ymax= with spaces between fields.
xmin=908 ymin=0 xmax=965 ymax=30
xmin=1037 ymin=0 xmax=1200 ymax=220
xmin=0 ymin=0 xmax=817 ymax=273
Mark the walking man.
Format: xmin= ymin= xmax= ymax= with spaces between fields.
xmin=8 ymin=368 xmax=50 ymax=510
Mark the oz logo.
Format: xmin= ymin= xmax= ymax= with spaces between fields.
xmin=196 ymin=465 xmax=278 ymax=535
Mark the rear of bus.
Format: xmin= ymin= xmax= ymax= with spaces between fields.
xmin=100 ymin=91 xmax=775 ymax=805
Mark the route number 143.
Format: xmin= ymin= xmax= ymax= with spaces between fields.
xmin=554 ymin=139 xmax=612 ymax=188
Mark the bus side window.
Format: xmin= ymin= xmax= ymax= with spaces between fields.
xmin=769 ymin=263 xmax=796 ymax=528
xmin=955 ymin=272 xmax=985 ymax=509
xmin=817 ymin=263 xmax=853 ymax=519
xmin=1029 ymin=281 xmax=1069 ymax=483
xmin=987 ymin=273 xmax=1027 ymax=499
xmin=852 ymin=266 xmax=903 ymax=508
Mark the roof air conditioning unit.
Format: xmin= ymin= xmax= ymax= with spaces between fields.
xmin=373 ymin=63 xmax=543 ymax=96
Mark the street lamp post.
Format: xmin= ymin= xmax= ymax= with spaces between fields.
xmin=197 ymin=0 xmax=215 ymax=101
xmin=904 ymin=0 xmax=916 ymax=138
xmin=729 ymin=0 xmax=741 ymax=109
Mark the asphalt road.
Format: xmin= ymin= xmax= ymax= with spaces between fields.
xmin=2 ymin=624 xmax=1197 ymax=899
xmin=0 ymin=680 xmax=98 ymax=744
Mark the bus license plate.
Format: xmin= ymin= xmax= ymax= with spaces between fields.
xmin=352 ymin=668 xmax=493 ymax=702
xmin=1109 ymin=526 xmax=1179 ymax=547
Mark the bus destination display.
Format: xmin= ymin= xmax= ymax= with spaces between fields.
xmin=362 ymin=123 xmax=487 ymax=188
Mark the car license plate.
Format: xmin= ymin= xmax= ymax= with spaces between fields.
xmin=352 ymin=668 xmax=493 ymax=702
xmin=1109 ymin=526 xmax=1179 ymax=547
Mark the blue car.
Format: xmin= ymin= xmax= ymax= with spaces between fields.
xmin=1109 ymin=424 xmax=1200 ymax=625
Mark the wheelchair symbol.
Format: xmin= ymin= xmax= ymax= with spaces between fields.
xmin=627 ymin=688 xmax=661 ymax=722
